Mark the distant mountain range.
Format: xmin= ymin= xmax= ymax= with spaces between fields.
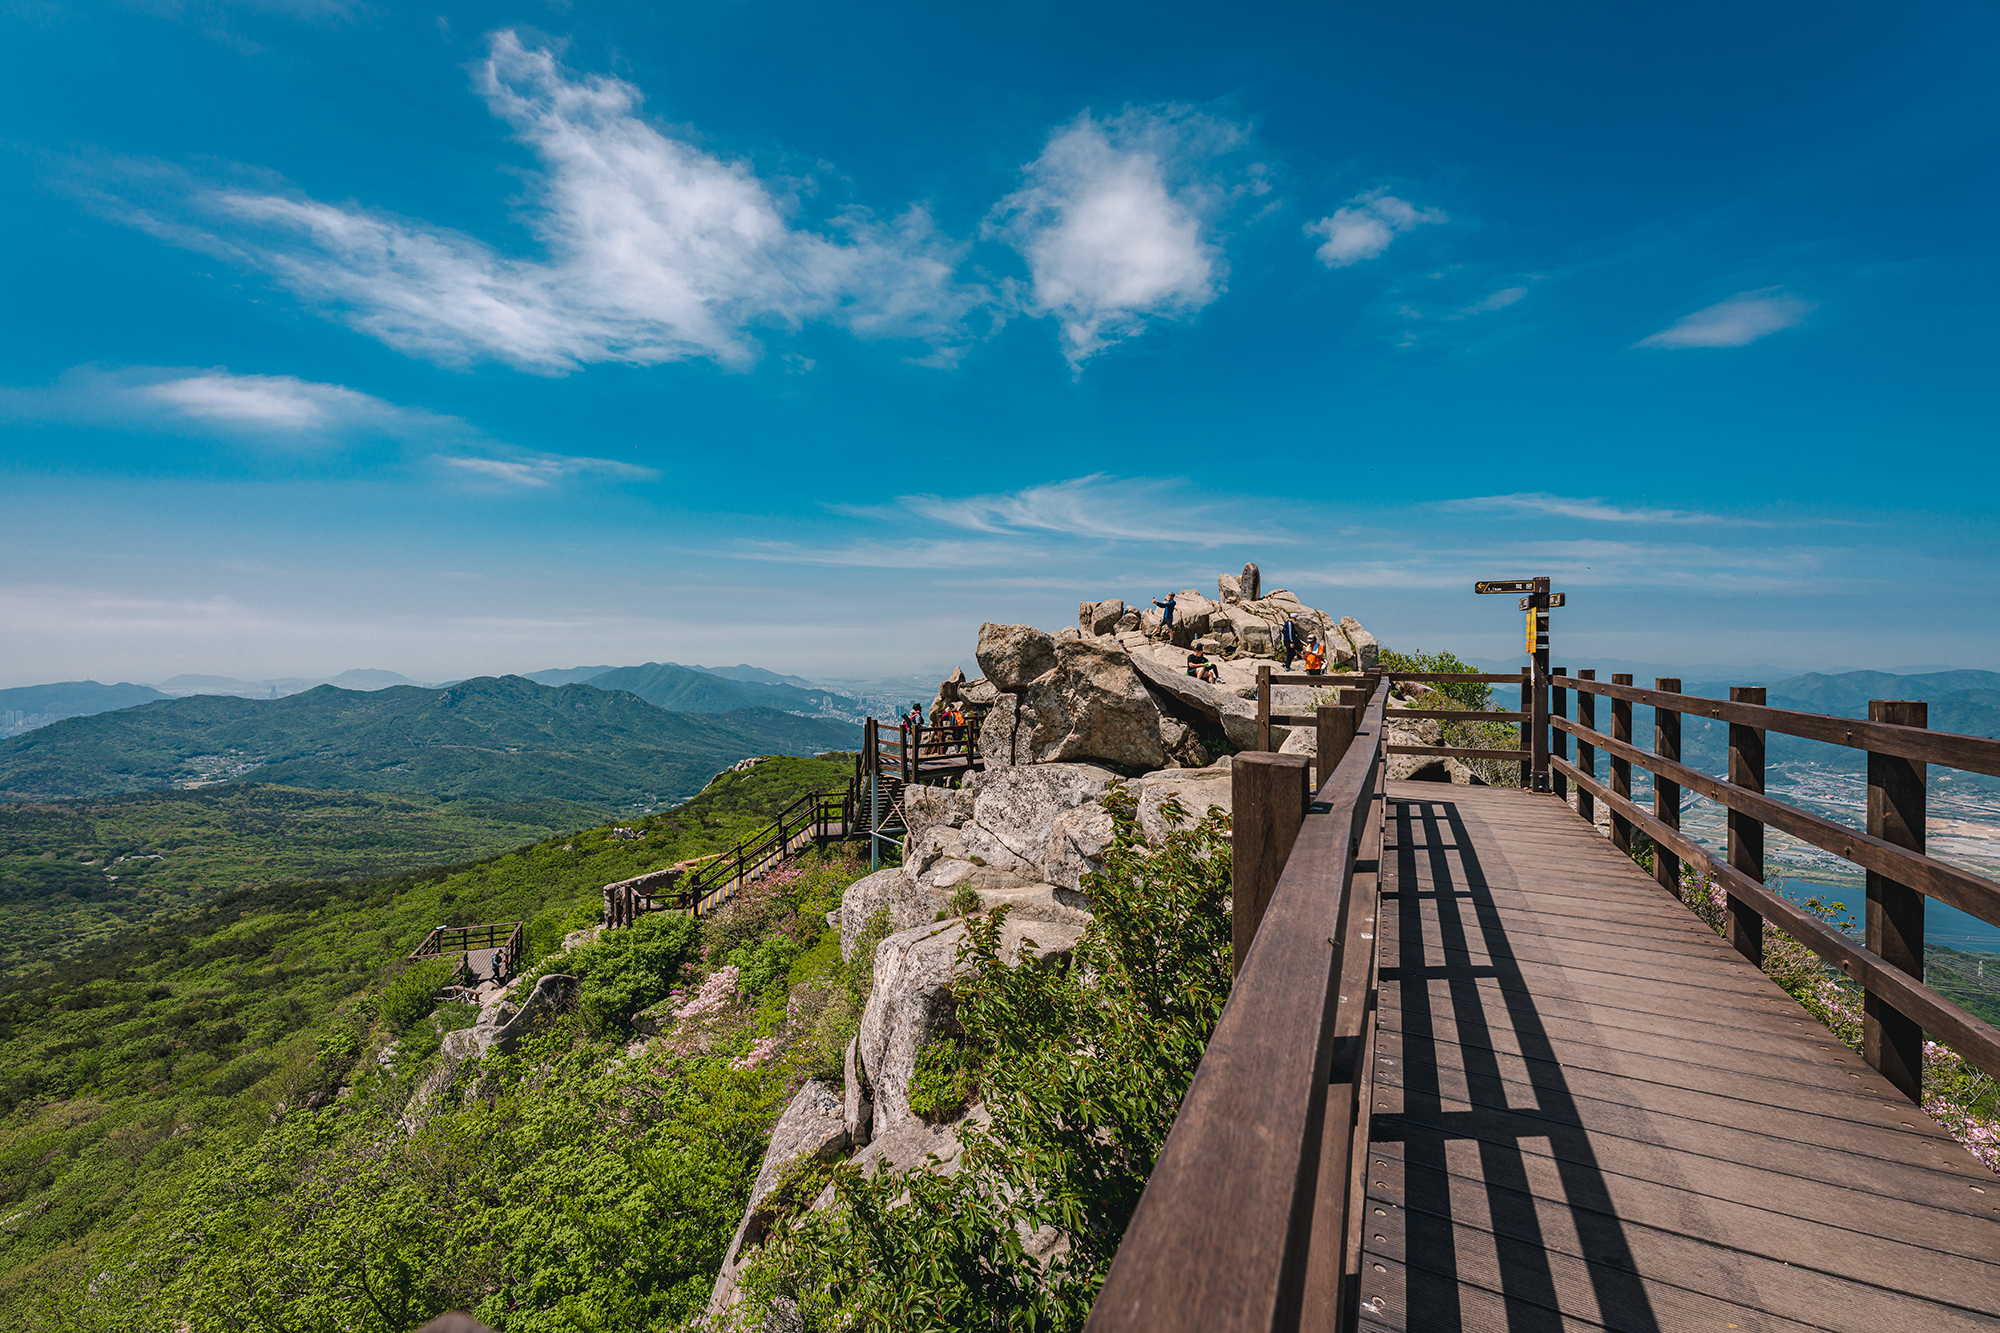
xmin=0 ymin=676 xmax=860 ymax=810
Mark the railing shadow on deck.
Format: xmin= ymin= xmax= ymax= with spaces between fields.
xmin=1374 ymin=795 xmax=1658 ymax=1333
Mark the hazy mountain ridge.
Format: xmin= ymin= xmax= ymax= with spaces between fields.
xmin=583 ymin=661 xmax=865 ymax=719
xmin=0 ymin=676 xmax=860 ymax=810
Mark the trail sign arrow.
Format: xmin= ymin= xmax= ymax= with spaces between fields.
xmin=1475 ymin=580 xmax=1536 ymax=594
xmin=1519 ymin=593 xmax=1567 ymax=609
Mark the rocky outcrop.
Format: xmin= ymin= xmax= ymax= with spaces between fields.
xmin=1078 ymin=599 xmax=1125 ymax=636
xmin=859 ymin=913 xmax=1086 ymax=1141
xmin=1124 ymin=646 xmax=1266 ymax=752
xmin=706 ymin=1078 xmax=850 ymax=1317
xmin=836 ymin=866 xmax=950 ymax=962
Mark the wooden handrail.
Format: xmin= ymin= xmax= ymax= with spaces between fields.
xmin=1550 ymin=752 xmax=2000 ymax=1082
xmin=1087 ymin=689 xmax=1389 ymax=1333
xmin=1551 ymin=714 xmax=2000 ymax=930
xmin=1551 ymin=674 xmax=2000 ymax=777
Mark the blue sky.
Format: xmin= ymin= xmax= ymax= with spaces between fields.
xmin=2 ymin=0 xmax=1995 ymax=688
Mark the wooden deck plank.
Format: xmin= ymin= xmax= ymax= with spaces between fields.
xmin=1356 ymin=781 xmax=2000 ymax=1332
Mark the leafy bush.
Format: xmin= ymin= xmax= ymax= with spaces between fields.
xmin=948 ymin=886 xmax=981 ymax=917
xmin=743 ymin=786 xmax=1234 ymax=1329
xmin=574 ymin=909 xmax=702 ymax=1031
xmin=379 ymin=959 xmax=457 ymax=1033
xmin=906 ymin=1036 xmax=978 ymax=1122
xmin=728 ymin=935 xmax=804 ymax=999
xmin=1379 ymin=647 xmax=1490 ymax=710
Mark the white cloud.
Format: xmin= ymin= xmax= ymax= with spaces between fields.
xmin=1306 ymin=189 xmax=1446 ymax=268
xmin=988 ymin=108 xmax=1246 ymax=367
xmin=1441 ymin=493 xmax=1764 ymax=525
xmin=893 ymin=474 xmax=1270 ymax=547
xmin=155 ymin=32 xmax=987 ymax=373
xmin=0 ymin=364 xmax=650 ymax=488
xmin=1634 ymin=288 xmax=1814 ymax=348
xmin=442 ymin=452 xmax=653 ymax=488
xmin=1461 ymin=286 xmax=1527 ymax=314
xmin=0 ymin=365 xmax=466 ymax=446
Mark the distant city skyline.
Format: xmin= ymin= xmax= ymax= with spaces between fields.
xmin=3 ymin=2 xmax=1995 ymax=687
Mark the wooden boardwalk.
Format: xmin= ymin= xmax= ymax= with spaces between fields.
xmin=1356 ymin=781 xmax=2000 ymax=1332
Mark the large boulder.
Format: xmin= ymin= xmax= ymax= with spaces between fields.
xmin=971 ymin=763 xmax=1118 ymax=869
xmin=1240 ymin=562 xmax=1261 ymax=601
xmin=1130 ymin=762 xmax=1234 ymax=844
xmin=1078 ymin=599 xmax=1125 ymax=636
xmin=1125 ymin=646 xmax=1266 ymax=752
xmin=1338 ymin=616 xmax=1380 ymax=670
xmin=976 ymin=623 xmax=1058 ymax=692
xmin=838 ymin=867 xmax=950 ymax=962
xmin=1217 ymin=571 xmax=1243 ymax=604
xmin=491 ymin=974 xmax=578 ymax=1054
xmin=1044 ymin=802 xmax=1117 ymax=892
xmin=981 ymin=640 xmax=1169 ymax=771
xmin=859 ymin=914 xmax=1086 ymax=1140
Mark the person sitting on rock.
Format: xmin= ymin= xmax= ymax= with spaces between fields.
xmin=1186 ymin=650 xmax=1220 ymax=684
xmin=1152 ymin=592 xmax=1177 ymax=640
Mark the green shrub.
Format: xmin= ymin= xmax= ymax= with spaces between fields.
xmin=906 ymin=1036 xmax=978 ymax=1122
xmin=379 ymin=958 xmax=457 ymax=1033
xmin=948 ymin=886 xmax=981 ymax=918
xmin=729 ymin=935 xmax=804 ymax=998
xmin=1379 ymin=648 xmax=1490 ymax=710
xmin=744 ymin=785 xmax=1234 ymax=1328
xmin=574 ymin=910 xmax=702 ymax=1030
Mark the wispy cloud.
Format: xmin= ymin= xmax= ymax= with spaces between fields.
xmin=886 ymin=474 xmax=1281 ymax=547
xmin=1634 ymin=288 xmax=1814 ymax=348
xmin=442 ymin=452 xmax=653 ymax=488
xmin=117 ymin=31 xmax=988 ymax=373
xmin=1306 ymin=189 xmax=1446 ymax=268
xmin=0 ymin=364 xmax=470 ymax=447
xmin=988 ymin=108 xmax=1250 ymax=368
xmin=1441 ymin=493 xmax=1765 ymax=526
xmin=0 ymin=364 xmax=650 ymax=489
xmin=725 ymin=538 xmax=1029 ymax=569
xmin=1460 ymin=285 xmax=1527 ymax=315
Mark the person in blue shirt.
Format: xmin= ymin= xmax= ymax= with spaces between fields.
xmin=1152 ymin=592 xmax=1177 ymax=640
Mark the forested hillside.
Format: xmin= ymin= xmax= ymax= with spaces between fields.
xmin=0 ymin=755 xmax=858 ymax=1328
xmin=0 ymin=785 xmax=602 ymax=978
xmin=0 ymin=676 xmax=859 ymax=808
xmin=583 ymin=661 xmax=863 ymax=718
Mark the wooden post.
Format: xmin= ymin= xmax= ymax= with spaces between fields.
xmin=1230 ymin=752 xmax=1310 ymax=978
xmin=1315 ymin=704 xmax=1358 ymax=794
xmin=1654 ymin=678 xmax=1682 ymax=896
xmin=1257 ymin=665 xmax=1272 ymax=752
xmin=1550 ymin=668 xmax=1569 ymax=802
xmin=1609 ymin=674 xmax=1634 ymax=853
xmin=1727 ymin=686 xmax=1768 ymax=968
xmin=1866 ymin=699 xmax=1928 ymax=1103
xmin=1518 ymin=671 xmax=1532 ymax=788
xmin=1576 ymin=670 xmax=1597 ymax=826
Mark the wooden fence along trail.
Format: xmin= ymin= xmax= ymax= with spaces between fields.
xmin=1092 ymin=605 xmax=2000 ymax=1330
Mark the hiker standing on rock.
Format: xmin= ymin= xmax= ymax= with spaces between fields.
xmin=1152 ymin=592 xmax=1177 ymax=641
xmin=1281 ymin=614 xmax=1300 ymax=669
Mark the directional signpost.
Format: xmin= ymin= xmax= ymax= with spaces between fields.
xmin=1476 ymin=576 xmax=1565 ymax=791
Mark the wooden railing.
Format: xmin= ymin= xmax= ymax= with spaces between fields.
xmin=677 ymin=787 xmax=852 ymax=916
xmin=407 ymin=920 xmax=527 ymax=987
xmin=1089 ymin=684 xmax=1391 ymax=1333
xmin=603 ymin=786 xmax=857 ymax=928
xmin=1255 ymin=667 xmax=1534 ymax=783
xmin=1547 ymin=673 xmax=2000 ymax=1092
